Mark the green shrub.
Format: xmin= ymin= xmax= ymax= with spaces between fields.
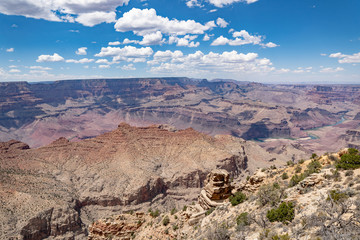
xmin=286 ymin=161 xmax=294 ymax=166
xmin=171 ymin=207 xmax=177 ymax=215
xmin=236 ymin=212 xmax=249 ymax=226
xmin=162 ymin=215 xmax=170 ymax=226
xmin=246 ymin=175 xmax=250 ymax=181
xmin=266 ymin=202 xmax=295 ymax=224
xmin=272 ymin=233 xmax=290 ymax=240
xmin=298 ymin=159 xmax=305 ymax=164
xmin=336 ymin=148 xmax=360 ymax=170
xmin=289 ymin=173 xmax=305 ymax=187
xmin=182 ymin=205 xmax=187 ymax=211
xmin=229 ymin=191 xmax=247 ymax=206
xmin=327 ymin=190 xmax=348 ymax=203
xmin=281 ymin=172 xmax=289 ymax=180
xmin=205 ymin=207 xmax=215 ymax=216
xmin=307 ymin=159 xmax=322 ymax=174
xmin=257 ymin=184 xmax=283 ymax=206
xmin=172 ymin=224 xmax=178 ymax=231
xmin=311 ymin=153 xmax=318 ymax=159
xmin=273 ymin=182 xmax=280 ymax=189
xmin=149 ymin=209 xmax=160 ymax=218
xmin=295 ymin=165 xmax=302 ymax=173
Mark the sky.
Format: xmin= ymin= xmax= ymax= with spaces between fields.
xmin=0 ymin=0 xmax=359 ymax=84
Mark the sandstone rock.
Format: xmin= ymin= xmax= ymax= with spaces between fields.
xmin=88 ymin=213 xmax=144 ymax=240
xmin=198 ymin=169 xmax=233 ymax=210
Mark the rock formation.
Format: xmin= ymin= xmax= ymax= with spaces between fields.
xmin=0 ymin=123 xmax=286 ymax=239
xmin=198 ymin=169 xmax=233 ymax=210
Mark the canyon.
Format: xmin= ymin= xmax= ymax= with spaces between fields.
xmin=0 ymin=78 xmax=359 ymax=153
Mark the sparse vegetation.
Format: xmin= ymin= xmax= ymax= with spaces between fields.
xmin=295 ymin=165 xmax=302 ymax=173
xmin=182 ymin=205 xmax=187 ymax=211
xmin=229 ymin=191 xmax=247 ymax=206
xmin=298 ymin=159 xmax=305 ymax=164
xmin=281 ymin=172 xmax=289 ymax=180
xmin=236 ymin=212 xmax=250 ymax=226
xmin=149 ymin=209 xmax=160 ymax=218
xmin=257 ymin=183 xmax=285 ymax=207
xmin=289 ymin=173 xmax=305 ymax=187
xmin=170 ymin=207 xmax=177 ymax=215
xmin=336 ymin=148 xmax=360 ymax=170
xmin=205 ymin=207 xmax=215 ymax=216
xmin=327 ymin=190 xmax=348 ymax=203
xmin=266 ymin=202 xmax=295 ymax=224
xmin=286 ymin=161 xmax=294 ymax=166
xmin=162 ymin=215 xmax=170 ymax=226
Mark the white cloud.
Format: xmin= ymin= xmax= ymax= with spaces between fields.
xmin=76 ymin=11 xmax=116 ymax=27
xmin=95 ymin=46 xmax=153 ymax=62
xmin=139 ymin=31 xmax=164 ymax=45
xmin=320 ymin=67 xmax=344 ymax=73
xmin=11 ymin=24 xmax=18 ymax=28
xmin=9 ymin=65 xmax=17 ymax=68
xmin=99 ymin=65 xmax=110 ymax=69
xmin=95 ymin=59 xmax=111 ymax=64
xmin=207 ymin=0 xmax=258 ymax=7
xmin=123 ymin=38 xmax=140 ymax=44
xmin=329 ymin=52 xmax=360 ymax=64
xmin=169 ymin=35 xmax=200 ymax=47
xmin=9 ymin=69 xmax=20 ymax=73
xmin=114 ymin=8 xmax=215 ymax=36
xmin=149 ymin=50 xmax=273 ymax=76
xmin=66 ymin=58 xmax=94 ymax=64
xmin=0 ymin=0 xmax=129 ymax=26
xmin=69 ymin=29 xmax=79 ymax=33
xmin=76 ymin=47 xmax=87 ymax=55
xmin=186 ymin=0 xmax=204 ymax=8
xmin=6 ymin=48 xmax=14 ymax=52
xmin=109 ymin=41 xmax=121 ymax=46
xmin=29 ymin=66 xmax=52 ymax=70
xmin=211 ymin=30 xmax=262 ymax=46
xmin=119 ymin=63 xmax=136 ymax=70
xmin=216 ymin=18 xmax=228 ymax=28
xmin=203 ymin=34 xmax=210 ymax=41
xmin=261 ymin=42 xmax=279 ymax=48
xmin=211 ymin=30 xmax=277 ymax=48
xmin=36 ymin=53 xmax=64 ymax=62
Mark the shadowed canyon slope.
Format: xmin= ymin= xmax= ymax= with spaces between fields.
xmin=0 ymin=123 xmax=294 ymax=239
xmin=1 ymin=78 xmax=359 ymax=152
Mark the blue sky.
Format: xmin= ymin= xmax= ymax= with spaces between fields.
xmin=0 ymin=0 xmax=359 ymax=83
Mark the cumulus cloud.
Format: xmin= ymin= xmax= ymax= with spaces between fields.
xmin=211 ymin=30 xmax=277 ymax=48
xmin=216 ymin=18 xmax=228 ymax=28
xmin=185 ymin=0 xmax=258 ymax=8
xmin=29 ymin=66 xmax=52 ymax=70
xmin=6 ymin=48 xmax=14 ymax=52
xmin=109 ymin=41 xmax=121 ymax=46
xmin=329 ymin=52 xmax=360 ymax=64
xmin=119 ymin=63 xmax=136 ymax=70
xmin=99 ymin=65 xmax=110 ymax=69
xmin=66 ymin=58 xmax=94 ymax=64
xmin=95 ymin=46 xmax=153 ymax=62
xmin=261 ymin=42 xmax=279 ymax=48
xmin=9 ymin=69 xmax=21 ymax=73
xmin=0 ymin=0 xmax=129 ymax=26
xmin=115 ymin=8 xmax=215 ymax=36
xmin=203 ymin=34 xmax=210 ymax=41
xmin=76 ymin=47 xmax=87 ymax=55
xmin=36 ymin=53 xmax=64 ymax=62
xmin=76 ymin=11 xmax=116 ymax=27
xmin=149 ymin=50 xmax=273 ymax=75
xmin=208 ymin=0 xmax=258 ymax=7
xmin=186 ymin=0 xmax=203 ymax=8
xmin=168 ymin=35 xmax=200 ymax=47
xmin=140 ymin=31 xmax=164 ymax=45
xmin=320 ymin=67 xmax=344 ymax=73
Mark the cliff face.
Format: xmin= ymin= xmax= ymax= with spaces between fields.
xmin=0 ymin=78 xmax=347 ymax=148
xmin=0 ymin=123 xmax=289 ymax=239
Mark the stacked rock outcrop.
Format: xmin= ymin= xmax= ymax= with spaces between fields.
xmin=198 ymin=169 xmax=233 ymax=210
